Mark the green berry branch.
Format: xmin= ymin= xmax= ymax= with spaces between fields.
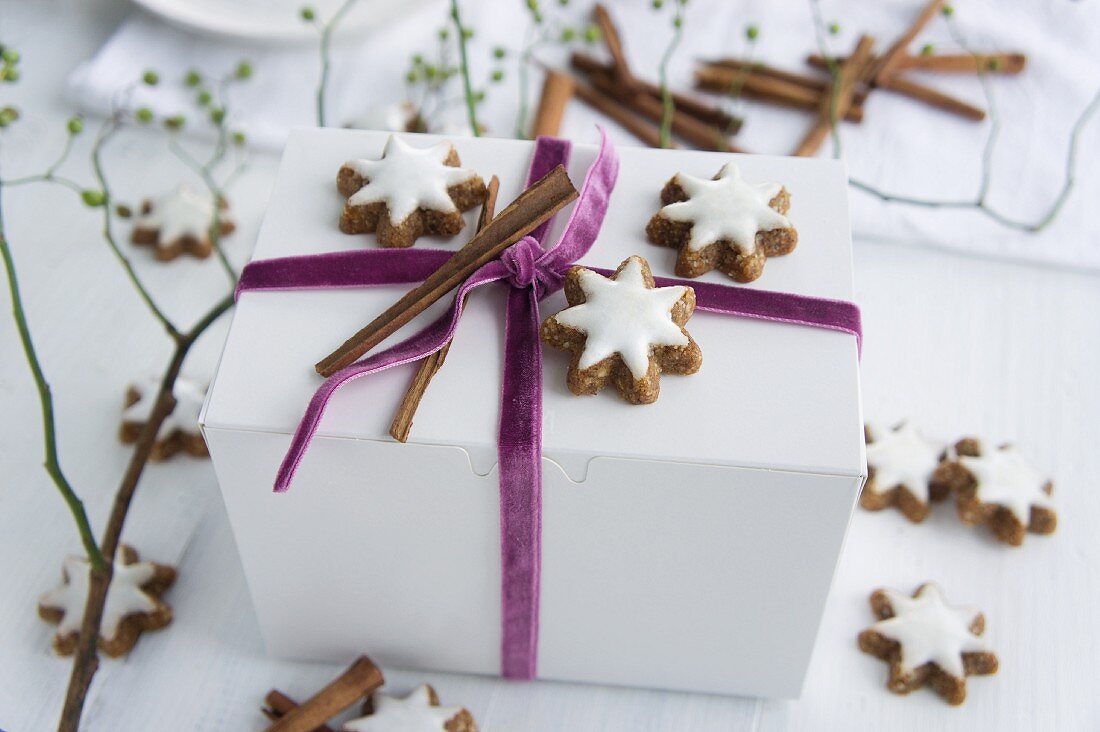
xmin=301 ymin=0 xmax=361 ymax=126
xmin=652 ymin=0 xmax=689 ymax=148
xmin=449 ymin=0 xmax=481 ymax=136
xmin=0 ymin=48 xmax=251 ymax=731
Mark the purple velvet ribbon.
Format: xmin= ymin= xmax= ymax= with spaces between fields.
xmin=235 ymin=132 xmax=862 ymax=680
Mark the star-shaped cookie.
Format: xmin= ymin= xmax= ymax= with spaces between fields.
xmin=38 ymin=545 xmax=176 ymax=657
xmin=540 ymin=255 xmax=702 ymax=404
xmin=337 ymin=135 xmax=487 ymax=248
xmin=118 ymin=377 xmax=209 ymax=461
xmin=131 ymin=183 xmax=235 ymax=261
xmin=645 ymin=163 xmax=797 ymax=282
xmin=858 ymin=583 xmax=998 ymax=705
xmin=344 ymin=684 xmax=478 ymax=732
xmin=861 ymin=421 xmax=951 ymax=522
xmin=934 ymin=440 xmax=1057 ymax=546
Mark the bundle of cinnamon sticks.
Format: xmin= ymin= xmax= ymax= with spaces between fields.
xmin=530 ymin=4 xmax=742 ymax=151
xmin=693 ymin=0 xmax=1026 ymax=157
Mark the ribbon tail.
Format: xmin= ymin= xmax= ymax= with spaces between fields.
xmin=273 ymin=261 xmax=509 ymax=492
xmin=497 ymin=287 xmax=544 ymax=679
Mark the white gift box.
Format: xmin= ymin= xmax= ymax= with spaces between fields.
xmin=201 ymin=129 xmax=865 ymax=698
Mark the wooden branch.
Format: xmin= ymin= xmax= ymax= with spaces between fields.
xmin=793 ymin=35 xmax=876 ymax=157
xmin=531 ymin=70 xmax=575 ymax=137
xmin=875 ymin=0 xmax=945 ymax=83
xmin=265 ymin=656 xmax=383 ymax=732
xmin=570 ymin=52 xmax=741 ymax=132
xmin=587 ymin=71 xmax=741 ymax=151
xmin=262 ymin=691 xmax=335 ymax=732
xmin=573 ymin=75 xmax=675 ymax=148
xmin=808 ymin=52 xmax=1026 ymax=75
xmin=58 ymin=294 xmax=235 ymax=732
xmin=316 ymin=167 xmax=578 ymax=376
xmin=593 ymin=3 xmax=637 ymax=89
xmin=878 ymin=75 xmax=986 ymax=120
xmin=702 ymin=58 xmax=830 ymax=90
xmin=390 ymin=176 xmax=499 ymax=443
xmin=694 ymin=65 xmax=864 ymax=122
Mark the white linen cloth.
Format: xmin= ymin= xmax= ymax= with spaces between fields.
xmin=68 ymin=0 xmax=1100 ymax=270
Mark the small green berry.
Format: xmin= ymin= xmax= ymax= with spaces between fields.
xmin=232 ymin=130 xmax=247 ymax=146
xmin=135 ymin=107 xmax=154 ymax=123
xmin=209 ymin=107 xmax=226 ymax=124
xmin=115 ymin=204 xmax=133 ymax=219
xmin=745 ymin=25 xmax=759 ymax=41
xmin=1 ymin=67 xmax=20 ymax=83
xmin=652 ymin=0 xmax=663 ymax=8
xmin=942 ymin=4 xmax=954 ymax=16
xmin=492 ymin=46 xmax=506 ymax=59
xmin=406 ymin=70 xmax=419 ymax=84
xmin=673 ymin=15 xmax=683 ymax=28
xmin=412 ymin=53 xmax=424 ymax=65
xmin=473 ymin=90 xmax=486 ymax=103
xmin=67 ymin=116 xmax=84 ymax=135
xmin=526 ymin=0 xmax=538 ymax=10
xmin=0 ymin=106 xmax=18 ymax=126
xmin=1 ymin=47 xmax=19 ymax=64
xmin=583 ymin=24 xmax=600 ymax=43
xmin=197 ymin=90 xmax=212 ymax=106
xmin=235 ymin=60 xmax=253 ymax=79
xmin=142 ymin=69 xmax=159 ymax=86
xmin=828 ymin=22 xmax=840 ymax=35
xmin=560 ymin=27 xmax=576 ymax=42
xmin=986 ymin=57 xmax=1002 ymax=71
xmin=164 ymin=114 xmax=186 ymax=130
xmin=81 ymin=189 xmax=106 ymax=207
xmin=184 ymin=69 xmax=202 ymax=87
xmin=300 ymin=6 xmax=316 ymax=21
xmin=559 ymin=0 xmax=569 ymax=5
xmin=491 ymin=69 xmax=504 ymax=82
xmin=438 ymin=27 xmax=449 ymax=40
xmin=462 ymin=27 xmax=474 ymax=40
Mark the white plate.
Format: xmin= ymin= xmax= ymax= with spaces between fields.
xmin=130 ymin=0 xmax=414 ymax=43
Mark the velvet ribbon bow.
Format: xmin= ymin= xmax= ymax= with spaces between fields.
xmin=234 ymin=131 xmax=862 ymax=680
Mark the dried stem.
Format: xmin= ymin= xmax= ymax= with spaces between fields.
xmin=450 ymin=0 xmax=481 ymax=136
xmin=56 ymin=292 xmax=234 ymax=732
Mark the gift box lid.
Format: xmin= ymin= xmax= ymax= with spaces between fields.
xmin=203 ymin=129 xmax=864 ymax=482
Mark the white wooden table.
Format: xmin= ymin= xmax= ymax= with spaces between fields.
xmin=2 ymin=2 xmax=1097 ymax=730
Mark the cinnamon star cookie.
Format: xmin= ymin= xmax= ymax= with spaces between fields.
xmin=540 ymin=255 xmax=702 ymax=404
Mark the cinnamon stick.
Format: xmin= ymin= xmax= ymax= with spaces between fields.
xmin=264 ymin=656 xmax=383 ymax=732
xmin=874 ymin=0 xmax=945 ymax=83
xmin=594 ymin=3 xmax=637 ymax=89
xmin=793 ymin=35 xmax=875 ymax=157
xmin=808 ymin=52 xmax=1026 ymax=75
xmin=531 ymin=70 xmax=575 ymax=137
xmin=573 ymin=76 xmax=675 ymax=149
xmin=694 ymin=65 xmax=865 ymax=122
xmin=316 ymin=166 xmax=578 ymax=376
xmin=878 ymin=74 xmax=986 ymax=120
xmin=262 ymin=690 xmax=335 ymax=732
xmin=588 ymin=71 xmax=741 ymax=151
xmin=570 ymin=52 xmax=741 ymax=132
xmin=703 ymin=58 xmax=829 ymax=91
xmin=389 ymin=176 xmax=499 ymax=443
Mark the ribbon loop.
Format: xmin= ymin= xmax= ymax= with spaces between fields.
xmin=499 ymin=236 xmax=564 ymax=298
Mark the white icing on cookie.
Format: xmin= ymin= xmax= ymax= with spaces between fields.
xmin=657 ymin=163 xmax=791 ymax=253
xmin=865 ymin=421 xmax=946 ymax=502
xmin=960 ymin=446 xmax=1055 ymax=524
xmin=343 ymin=685 xmax=463 ymax=732
xmin=135 ymin=184 xmax=225 ymax=247
xmin=124 ymin=377 xmax=207 ymax=440
xmin=38 ymin=554 xmax=159 ymax=640
xmin=550 ymin=256 xmax=689 ymax=379
xmin=873 ymin=584 xmax=989 ymax=677
xmin=344 ymin=135 xmax=478 ymax=225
